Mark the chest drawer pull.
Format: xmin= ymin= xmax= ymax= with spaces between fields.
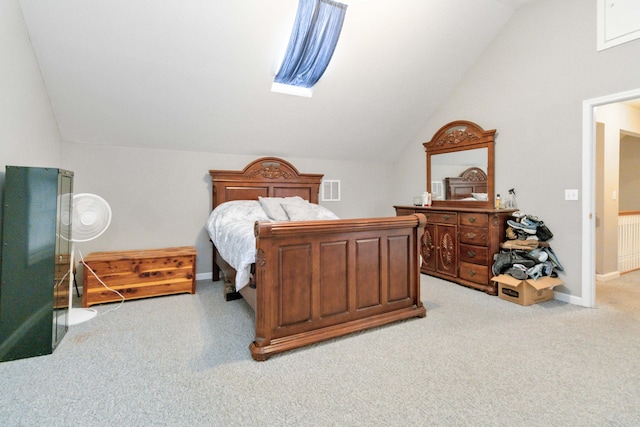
xmin=467 ymin=250 xmax=476 ymax=258
xmin=467 ymin=269 xmax=476 ymax=276
xmin=468 ymin=217 xmax=476 ymax=223
xmin=466 ymin=232 xmax=476 ymax=239
xmin=443 ymin=215 xmax=450 ymax=221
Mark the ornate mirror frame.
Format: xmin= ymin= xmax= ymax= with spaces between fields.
xmin=423 ymin=120 xmax=496 ymax=209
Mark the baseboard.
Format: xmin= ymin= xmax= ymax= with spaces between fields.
xmin=596 ymin=271 xmax=621 ymax=282
xmin=196 ymin=272 xmax=590 ymax=306
xmin=196 ymin=271 xmax=213 ymax=281
xmin=553 ymin=290 xmax=586 ymax=307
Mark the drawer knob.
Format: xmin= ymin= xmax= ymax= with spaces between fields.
xmin=443 ymin=215 xmax=450 ymax=220
xmin=468 ymin=217 xmax=476 ymax=223
xmin=468 ymin=270 xmax=476 ymax=276
xmin=467 ymin=232 xmax=476 ymax=239
xmin=467 ymin=251 xmax=476 ymax=257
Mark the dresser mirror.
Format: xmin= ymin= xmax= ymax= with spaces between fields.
xmin=423 ymin=120 xmax=495 ymax=208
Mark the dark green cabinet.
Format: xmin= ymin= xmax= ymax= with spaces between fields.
xmin=0 ymin=166 xmax=73 ymax=362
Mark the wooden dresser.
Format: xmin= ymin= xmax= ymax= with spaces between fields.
xmin=395 ymin=205 xmax=515 ymax=295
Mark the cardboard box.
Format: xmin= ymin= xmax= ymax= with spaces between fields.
xmin=491 ymin=274 xmax=563 ymax=306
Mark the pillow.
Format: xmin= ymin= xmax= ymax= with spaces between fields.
xmin=471 ymin=192 xmax=488 ymax=201
xmin=258 ymin=196 xmax=307 ymax=221
xmin=258 ymin=197 xmax=288 ymax=221
xmin=281 ymin=203 xmax=318 ymax=221
xmin=312 ymin=204 xmax=340 ymax=220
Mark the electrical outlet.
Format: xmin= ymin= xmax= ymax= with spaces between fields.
xmin=565 ymin=189 xmax=579 ymax=200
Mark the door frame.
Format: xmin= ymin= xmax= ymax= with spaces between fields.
xmin=581 ymin=87 xmax=640 ymax=307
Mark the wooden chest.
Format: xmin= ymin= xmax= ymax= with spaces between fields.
xmin=82 ymin=246 xmax=196 ymax=307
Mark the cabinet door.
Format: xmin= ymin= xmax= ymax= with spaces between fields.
xmin=53 ymin=171 xmax=72 ymax=350
xmin=0 ymin=167 xmax=71 ymax=362
xmin=420 ymin=223 xmax=436 ymax=272
xmin=1 ymin=167 xmax=57 ymax=360
xmin=435 ymin=224 xmax=457 ymax=277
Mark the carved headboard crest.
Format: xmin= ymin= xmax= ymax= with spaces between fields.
xmin=209 ymin=157 xmax=324 ymax=210
xmin=460 ymin=167 xmax=487 ymax=182
xmin=248 ymin=161 xmax=294 ymax=180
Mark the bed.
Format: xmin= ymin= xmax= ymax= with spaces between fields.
xmin=444 ymin=167 xmax=488 ymax=201
xmin=207 ymin=157 xmax=426 ymax=360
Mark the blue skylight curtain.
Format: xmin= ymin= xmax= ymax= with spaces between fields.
xmin=274 ymin=0 xmax=348 ymax=89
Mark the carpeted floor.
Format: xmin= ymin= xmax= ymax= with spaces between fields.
xmin=1 ymin=275 xmax=639 ymax=426
xmin=597 ymin=269 xmax=640 ymax=320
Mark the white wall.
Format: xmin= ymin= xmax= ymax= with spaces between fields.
xmin=0 ymin=0 xmax=62 ymax=171
xmin=62 ymin=142 xmax=395 ymax=277
xmin=393 ymin=0 xmax=640 ymax=301
xmin=7 ymin=0 xmax=640 ymax=302
xmin=1 ymin=0 xmax=396 ymax=280
xmin=0 ymin=0 xmax=63 ymax=251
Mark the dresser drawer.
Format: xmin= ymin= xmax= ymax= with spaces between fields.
xmin=459 ymin=261 xmax=488 ymax=285
xmin=460 ymin=213 xmax=489 ymax=227
xmin=426 ymin=212 xmax=457 ymax=225
xmin=396 ymin=208 xmax=416 ymax=216
xmin=459 ymin=226 xmax=489 ymax=246
xmin=459 ymin=244 xmax=489 ymax=265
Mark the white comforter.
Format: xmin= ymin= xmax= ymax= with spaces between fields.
xmin=206 ymin=199 xmax=339 ymax=291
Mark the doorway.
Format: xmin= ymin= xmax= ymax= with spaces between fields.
xmin=582 ymin=87 xmax=640 ymax=308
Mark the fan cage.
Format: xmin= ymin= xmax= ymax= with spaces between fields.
xmin=62 ymin=193 xmax=112 ymax=242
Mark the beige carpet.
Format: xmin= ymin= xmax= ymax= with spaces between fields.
xmin=2 ymin=276 xmax=640 ymax=426
xmin=597 ymin=269 xmax=640 ymax=320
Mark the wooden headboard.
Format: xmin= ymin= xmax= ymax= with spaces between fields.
xmin=445 ymin=166 xmax=488 ymax=200
xmin=209 ymin=157 xmax=323 ymax=210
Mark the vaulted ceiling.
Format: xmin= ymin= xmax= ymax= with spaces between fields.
xmin=20 ymin=0 xmax=532 ymax=162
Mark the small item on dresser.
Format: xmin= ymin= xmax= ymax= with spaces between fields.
xmin=506 ymin=188 xmax=517 ymax=209
xmin=495 ymin=194 xmax=501 ymax=209
xmin=422 ymin=192 xmax=432 ymax=206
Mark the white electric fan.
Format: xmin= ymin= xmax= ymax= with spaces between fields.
xmin=62 ymin=193 xmax=112 ymax=326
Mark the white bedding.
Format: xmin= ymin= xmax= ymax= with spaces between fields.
xmin=460 ymin=193 xmax=488 ymax=201
xmin=206 ymin=198 xmax=339 ymax=291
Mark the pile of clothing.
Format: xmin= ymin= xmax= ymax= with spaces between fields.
xmin=492 ymin=211 xmax=564 ymax=280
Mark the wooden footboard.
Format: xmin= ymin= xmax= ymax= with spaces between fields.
xmin=249 ymin=213 xmax=427 ymax=360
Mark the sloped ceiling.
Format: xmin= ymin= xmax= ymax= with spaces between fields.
xmin=19 ymin=0 xmax=531 ymax=162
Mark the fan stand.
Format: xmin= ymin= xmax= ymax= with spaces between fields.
xmin=67 ymin=247 xmax=97 ymax=326
xmin=68 ymin=307 xmax=97 ymax=326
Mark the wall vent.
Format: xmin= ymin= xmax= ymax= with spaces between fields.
xmin=321 ymin=180 xmax=340 ymax=202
